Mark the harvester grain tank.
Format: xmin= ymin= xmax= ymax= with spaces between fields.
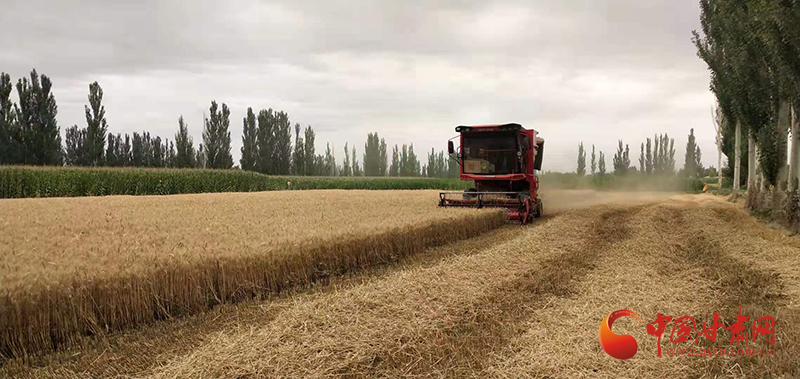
xmin=438 ymin=123 xmax=544 ymax=224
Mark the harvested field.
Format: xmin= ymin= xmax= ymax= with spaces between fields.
xmin=0 ymin=190 xmax=506 ymax=358
xmin=3 ymin=192 xmax=800 ymax=378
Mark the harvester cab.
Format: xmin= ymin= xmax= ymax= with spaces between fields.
xmin=439 ymin=123 xmax=544 ymax=224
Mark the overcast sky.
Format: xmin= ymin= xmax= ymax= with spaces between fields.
xmin=1 ymin=0 xmax=717 ymax=172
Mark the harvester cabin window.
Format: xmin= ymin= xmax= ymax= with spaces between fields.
xmin=462 ymin=132 xmax=519 ymax=175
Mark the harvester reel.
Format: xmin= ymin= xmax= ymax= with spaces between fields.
xmin=463 ymin=188 xmax=478 ymax=200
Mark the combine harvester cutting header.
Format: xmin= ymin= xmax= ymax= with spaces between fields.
xmin=439 ymin=123 xmax=545 ymax=224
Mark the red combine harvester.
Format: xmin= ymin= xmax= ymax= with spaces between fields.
xmin=439 ymin=123 xmax=545 ymax=224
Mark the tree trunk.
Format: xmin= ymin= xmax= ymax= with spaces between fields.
xmin=792 ymin=105 xmax=800 ymax=191
xmin=748 ymin=132 xmax=756 ymax=193
xmin=734 ymin=121 xmax=741 ymax=197
xmin=778 ymin=101 xmax=790 ymax=189
xmin=717 ymin=138 xmax=723 ymax=191
xmin=758 ymin=144 xmax=768 ymax=192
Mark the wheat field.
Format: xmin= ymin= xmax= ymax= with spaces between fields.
xmin=0 ymin=190 xmax=506 ymax=359
xmin=3 ymin=193 xmax=799 ymax=378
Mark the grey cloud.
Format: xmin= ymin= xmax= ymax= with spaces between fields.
xmin=1 ymin=0 xmax=718 ymax=172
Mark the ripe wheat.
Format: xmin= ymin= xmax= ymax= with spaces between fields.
xmin=0 ymin=190 xmax=504 ymax=359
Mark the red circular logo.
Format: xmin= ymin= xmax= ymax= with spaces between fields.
xmin=599 ymin=309 xmax=643 ymax=360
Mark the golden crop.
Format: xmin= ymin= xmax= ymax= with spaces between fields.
xmin=0 ymin=190 xmax=505 ymax=359
xmin=4 ymin=194 xmax=799 ymax=378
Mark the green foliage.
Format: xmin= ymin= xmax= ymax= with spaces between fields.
xmin=254 ymin=109 xmax=294 ymax=175
xmin=638 ymin=143 xmax=645 ymax=173
xmin=757 ymin=123 xmax=786 ymax=187
xmin=256 ymin=109 xmax=275 ymax=174
xmin=685 ymin=178 xmax=706 ymax=193
xmin=292 ymin=123 xmax=304 ymax=175
xmin=351 ymin=145 xmax=361 ymax=176
xmin=0 ymin=166 xmax=471 ymax=198
xmin=650 ymin=134 xmax=675 ymax=175
xmin=128 ymin=130 xmax=170 ymax=168
xmin=684 ymin=128 xmax=701 ymax=177
xmin=240 ymin=107 xmax=258 ymax=171
xmin=787 ymin=179 xmax=800 ymax=226
xmin=64 ymin=125 xmax=87 ymax=165
xmin=378 ymin=138 xmax=388 ymax=176
xmin=342 ymin=142 xmax=351 ymax=176
xmin=425 ymin=148 xmax=455 ymax=178
xmin=272 ymin=111 xmax=292 ymax=175
xmin=598 ymin=151 xmax=606 ymax=175
xmin=202 ymin=101 xmax=233 ymax=169
xmin=363 ymin=132 xmax=384 ymax=176
xmin=447 ymin=152 xmax=459 ymax=178
xmin=303 ymin=125 xmax=316 ymax=175
xmin=577 ymin=142 xmax=586 ymax=176
xmin=0 ymin=72 xmax=14 ymax=165
xmin=174 ymin=116 xmax=196 ymax=168
xmin=389 ymin=144 xmax=399 ymax=176
xmin=668 ymin=138 xmax=676 ymax=173
xmin=612 ymin=140 xmax=630 ymax=175
xmin=539 ymin=171 xmax=698 ymax=193
xmin=83 ymin=82 xmax=107 ymax=166
xmin=324 ymin=143 xmax=335 ymax=176
xmin=721 ymin=128 xmax=748 ymax=187
xmin=105 ymin=133 xmax=126 ymax=167
xmin=693 ymin=0 xmax=796 ymax=193
xmin=195 ymin=144 xmax=206 ymax=168
xmin=590 ymin=145 xmax=596 ymax=175
xmin=388 ymin=144 xmax=421 ymax=177
xmin=13 ymin=69 xmax=62 ymax=165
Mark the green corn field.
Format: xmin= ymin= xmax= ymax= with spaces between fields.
xmin=0 ymin=166 xmax=470 ymax=198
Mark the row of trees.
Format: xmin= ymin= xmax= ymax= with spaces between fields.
xmin=0 ymin=70 xmax=62 ymax=166
xmin=693 ymin=0 xmax=800 ymax=199
xmin=0 ymin=69 xmax=456 ymax=177
xmin=576 ymin=133 xmax=688 ymax=176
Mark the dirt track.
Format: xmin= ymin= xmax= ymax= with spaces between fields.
xmin=2 ymin=191 xmax=799 ymax=378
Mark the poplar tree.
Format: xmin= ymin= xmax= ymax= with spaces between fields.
xmin=303 ymin=126 xmax=316 ymax=175
xmin=639 ymin=143 xmax=645 ymax=173
xmin=292 ymin=123 xmax=304 ymax=175
xmin=390 ymin=144 xmax=400 ymax=176
xmin=0 ymin=72 xmax=15 ymax=164
xmin=203 ymin=101 xmax=233 ymax=169
xmin=240 ymin=107 xmax=258 ymax=171
xmin=378 ymin=138 xmax=388 ymax=175
xmin=342 ymin=142 xmax=351 ymax=176
xmin=273 ymin=111 xmax=293 ymax=175
xmin=363 ymin=132 xmax=381 ymax=176
xmin=684 ymin=128 xmax=698 ymax=177
xmin=15 ymin=69 xmax=62 ymax=165
xmin=174 ymin=115 xmax=196 ymax=168
xmin=351 ymin=145 xmax=361 ymax=176
xmin=599 ymin=152 xmax=606 ymax=175
xmin=256 ymin=109 xmax=274 ymax=174
xmin=83 ymin=82 xmax=107 ymax=166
